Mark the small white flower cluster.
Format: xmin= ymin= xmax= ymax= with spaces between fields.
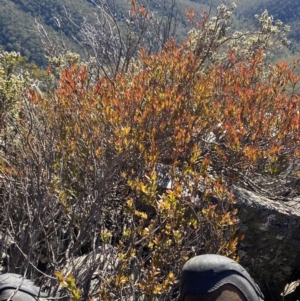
xmin=187 ymin=4 xmax=291 ymax=69
xmin=48 ymin=51 xmax=81 ymax=70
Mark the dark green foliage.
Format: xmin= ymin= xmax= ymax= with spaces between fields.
xmin=0 ymin=0 xmax=97 ymax=66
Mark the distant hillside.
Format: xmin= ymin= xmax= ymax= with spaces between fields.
xmin=0 ymin=0 xmax=299 ymax=67
xmin=0 ymin=0 xmax=98 ymax=66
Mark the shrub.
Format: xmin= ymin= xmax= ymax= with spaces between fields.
xmin=0 ymin=2 xmax=299 ymax=301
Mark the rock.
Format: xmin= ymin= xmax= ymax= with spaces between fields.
xmin=233 ymin=185 xmax=300 ymax=301
xmin=46 ymin=245 xmax=119 ymax=300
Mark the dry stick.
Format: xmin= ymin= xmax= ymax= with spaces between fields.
xmin=5 ymin=276 xmax=24 ymax=301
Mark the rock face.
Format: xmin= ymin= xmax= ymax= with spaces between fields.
xmin=233 ymin=185 xmax=300 ymax=301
